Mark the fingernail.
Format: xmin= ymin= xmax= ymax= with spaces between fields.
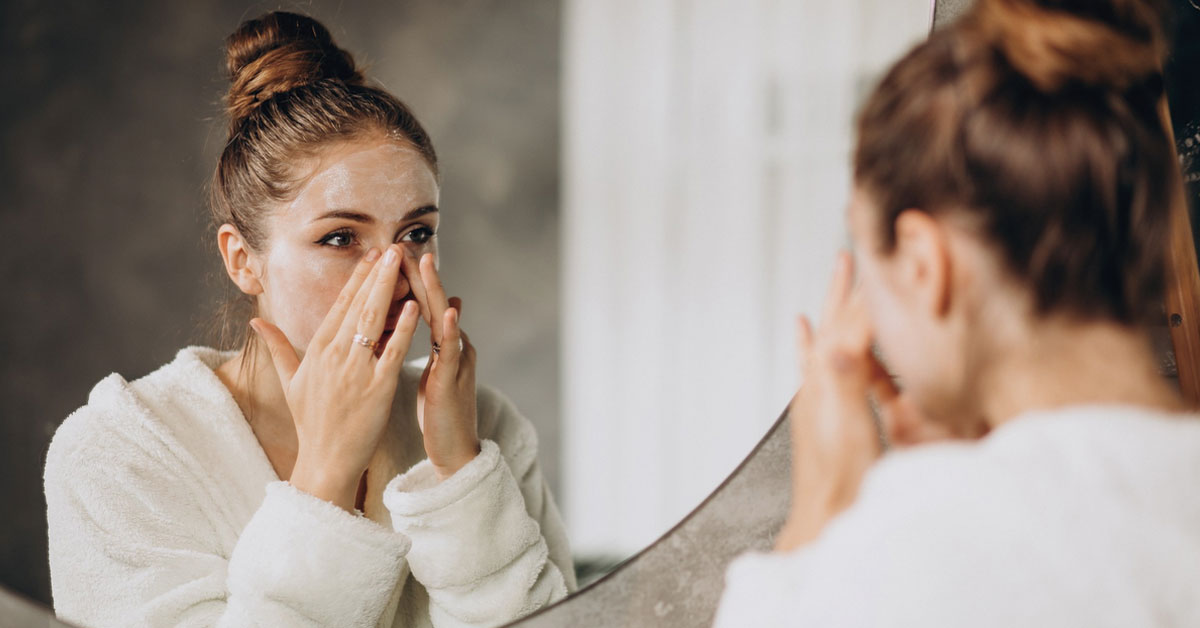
xmin=383 ymin=248 xmax=398 ymax=265
xmin=364 ymin=248 xmax=380 ymax=263
xmin=248 ymin=319 xmax=261 ymax=334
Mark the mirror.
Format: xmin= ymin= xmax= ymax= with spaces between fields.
xmin=0 ymin=0 xmax=1038 ymax=627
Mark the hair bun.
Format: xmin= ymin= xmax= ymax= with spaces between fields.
xmin=972 ymin=0 xmax=1167 ymax=92
xmin=224 ymin=11 xmax=364 ymax=124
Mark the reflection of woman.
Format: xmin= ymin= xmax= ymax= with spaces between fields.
xmin=45 ymin=12 xmax=574 ymax=628
xmin=718 ymin=0 xmax=1200 ymax=625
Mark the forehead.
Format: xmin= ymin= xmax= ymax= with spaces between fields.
xmin=287 ymin=139 xmax=439 ymax=215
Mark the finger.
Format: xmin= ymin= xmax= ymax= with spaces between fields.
xmin=336 ymin=245 xmax=396 ymax=344
xmin=457 ymin=328 xmax=476 ymax=385
xmin=796 ymin=315 xmax=814 ymax=355
xmin=401 ymin=249 xmax=434 ymax=325
xmin=311 ymin=248 xmax=381 ymax=347
xmin=865 ymin=356 xmax=939 ymax=446
xmin=377 ymin=300 xmax=420 ymax=377
xmin=250 ymin=318 xmax=301 ymax=386
xmin=433 ymin=307 xmax=462 ymax=381
xmin=841 ymin=287 xmax=875 ymax=353
xmin=353 ymin=244 xmax=405 ymax=355
xmin=867 ymin=355 xmax=900 ymax=406
xmin=420 ymin=253 xmax=451 ymax=347
xmin=795 ymin=315 xmax=814 ymax=382
xmin=821 ymin=251 xmax=853 ymax=324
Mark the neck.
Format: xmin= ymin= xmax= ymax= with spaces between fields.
xmin=970 ymin=317 xmax=1185 ymax=430
xmin=215 ymin=340 xmax=299 ymax=475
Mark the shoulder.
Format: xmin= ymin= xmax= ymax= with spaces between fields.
xmin=813 ymin=441 xmax=1024 ymax=578
xmin=732 ymin=444 xmax=1027 ymax=624
xmin=45 ymin=346 xmax=238 ymax=491
xmin=852 ymin=437 xmax=1033 ymax=536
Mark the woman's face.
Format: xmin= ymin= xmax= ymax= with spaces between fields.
xmin=846 ymin=185 xmax=957 ymax=419
xmin=255 ymin=138 xmax=440 ymax=354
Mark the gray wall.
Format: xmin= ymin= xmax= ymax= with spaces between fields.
xmin=0 ymin=0 xmax=561 ymax=605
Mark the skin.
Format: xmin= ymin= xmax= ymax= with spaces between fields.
xmin=775 ymin=185 xmax=1186 ymax=550
xmin=215 ymin=137 xmax=481 ymax=513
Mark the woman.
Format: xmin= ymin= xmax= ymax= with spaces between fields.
xmin=717 ymin=0 xmax=1200 ymax=625
xmin=44 ymin=12 xmax=574 ymax=628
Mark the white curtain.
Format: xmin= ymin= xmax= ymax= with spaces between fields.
xmin=561 ymin=0 xmax=934 ymax=558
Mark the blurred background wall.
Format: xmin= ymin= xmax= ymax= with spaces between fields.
xmin=561 ymin=0 xmax=932 ymax=558
xmin=0 ymin=0 xmax=562 ymax=605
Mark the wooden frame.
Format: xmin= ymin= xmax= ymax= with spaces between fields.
xmin=1162 ymin=97 xmax=1200 ymax=406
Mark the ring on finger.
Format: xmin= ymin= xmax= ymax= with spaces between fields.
xmin=353 ymin=333 xmax=380 ymax=351
xmin=430 ymin=338 xmax=463 ymax=356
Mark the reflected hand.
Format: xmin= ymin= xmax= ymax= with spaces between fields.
xmin=403 ymin=251 xmax=481 ymax=480
xmin=251 ymin=245 xmax=421 ymax=511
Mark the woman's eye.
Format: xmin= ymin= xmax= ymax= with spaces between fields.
xmin=401 ymin=226 xmax=435 ymax=245
xmin=317 ymin=230 xmax=356 ymax=248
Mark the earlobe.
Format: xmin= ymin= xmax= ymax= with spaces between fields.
xmin=893 ymin=210 xmax=951 ymax=317
xmin=217 ymin=224 xmax=264 ymax=296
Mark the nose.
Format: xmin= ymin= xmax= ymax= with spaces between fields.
xmin=392 ymin=268 xmax=410 ymax=301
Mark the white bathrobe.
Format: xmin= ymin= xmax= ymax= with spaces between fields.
xmin=45 ymin=346 xmax=575 ymax=628
xmin=715 ymin=405 xmax=1200 ymax=627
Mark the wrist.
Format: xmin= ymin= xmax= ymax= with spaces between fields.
xmin=431 ymin=440 xmax=482 ymax=481
xmin=289 ymin=457 xmax=362 ymax=511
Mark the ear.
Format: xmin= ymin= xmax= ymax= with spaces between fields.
xmin=217 ymin=224 xmax=264 ymax=296
xmin=891 ymin=209 xmax=951 ymax=318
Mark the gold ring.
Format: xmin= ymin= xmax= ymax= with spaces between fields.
xmin=353 ymin=333 xmax=380 ymax=351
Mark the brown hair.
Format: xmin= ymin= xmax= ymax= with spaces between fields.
xmin=210 ymin=11 xmax=437 ymax=352
xmin=853 ymin=0 xmax=1175 ymax=325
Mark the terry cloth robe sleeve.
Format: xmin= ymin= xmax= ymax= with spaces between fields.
xmin=45 ymin=375 xmax=412 ymax=628
xmin=383 ymin=385 xmax=575 ymax=628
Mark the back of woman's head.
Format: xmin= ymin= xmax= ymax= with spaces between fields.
xmin=211 ymin=11 xmax=437 ymax=252
xmin=854 ymin=0 xmax=1174 ymax=325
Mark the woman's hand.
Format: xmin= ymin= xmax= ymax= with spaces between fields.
xmin=402 ymin=251 xmax=481 ymax=481
xmin=251 ymin=245 xmax=421 ymax=511
xmin=775 ymin=252 xmax=941 ymax=551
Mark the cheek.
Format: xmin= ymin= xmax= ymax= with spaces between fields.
xmin=263 ymin=248 xmax=356 ymax=348
xmin=865 ymin=284 xmax=909 ymax=365
xmin=863 ymin=273 xmax=925 ymax=386
xmin=866 ymin=278 xmax=953 ymax=416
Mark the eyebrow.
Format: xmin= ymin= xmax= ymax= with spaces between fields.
xmin=312 ymin=205 xmax=439 ymax=224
